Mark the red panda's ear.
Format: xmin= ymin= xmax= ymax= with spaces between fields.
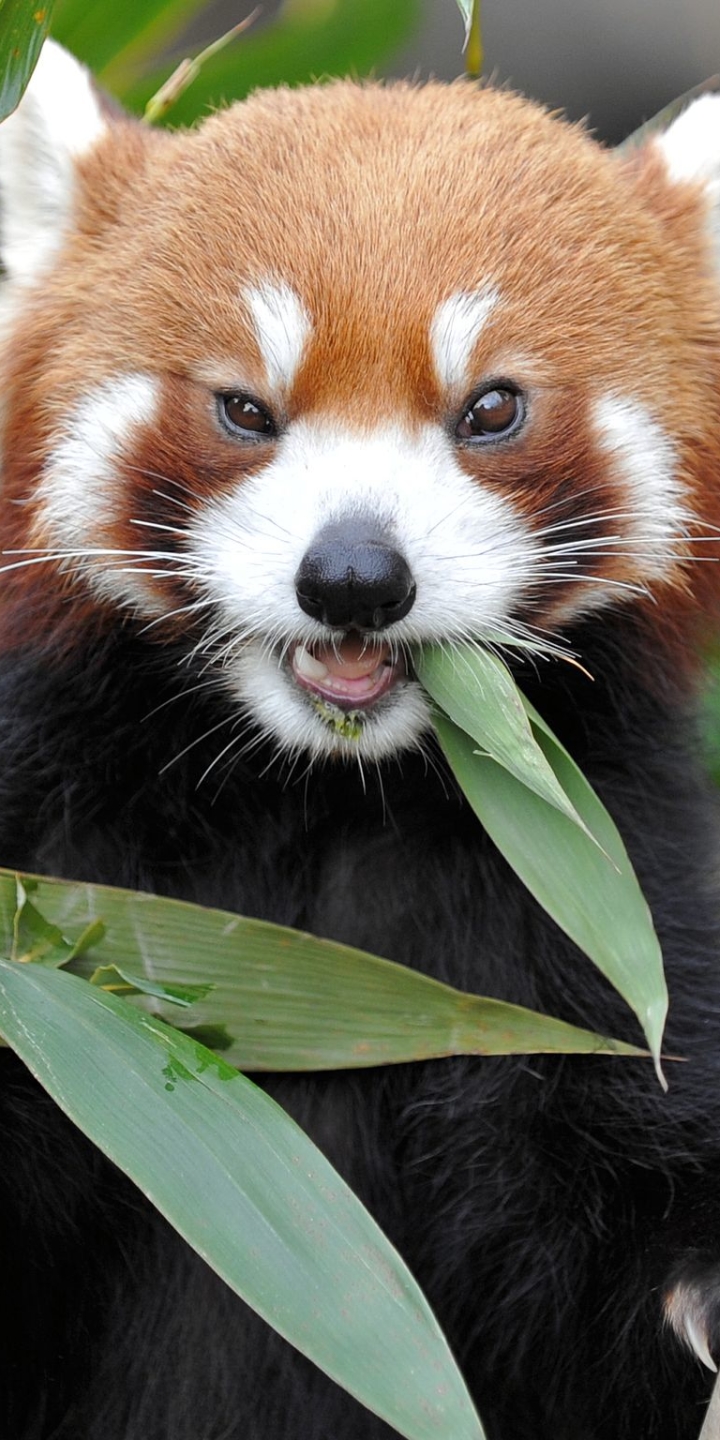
xmin=638 ymin=92 xmax=720 ymax=271
xmin=0 ymin=41 xmax=109 ymax=286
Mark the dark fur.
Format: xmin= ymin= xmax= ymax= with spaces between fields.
xmin=1 ymin=606 xmax=719 ymax=1438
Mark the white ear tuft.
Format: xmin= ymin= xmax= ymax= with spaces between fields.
xmin=654 ymin=94 xmax=720 ymax=187
xmin=0 ymin=40 xmax=107 ymax=286
xmin=654 ymin=94 xmax=720 ymax=265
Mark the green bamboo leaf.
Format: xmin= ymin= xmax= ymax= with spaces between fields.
xmin=454 ymin=0 xmax=473 ymax=34
xmin=0 ymin=0 xmax=54 ymax=121
xmin=12 ymin=874 xmax=104 ymax=965
xmin=51 ymin=0 xmax=202 ymax=78
xmin=99 ymin=0 xmax=422 ymax=123
xmin=521 ymin=696 xmax=629 ymax=869
xmin=415 ymin=645 xmax=598 ymax=841
xmin=89 ymin=962 xmax=213 ymax=1007
xmin=453 ymin=0 xmax=482 ymax=72
xmin=465 ymin=1 xmax=483 ymax=77
xmin=523 ymin=699 xmax=667 ymax=1043
xmin=522 ymin=707 xmax=667 ymax=1064
xmin=0 ymin=870 xmax=646 ymax=1069
xmin=432 ymin=713 xmax=667 ymax=1077
xmin=0 ymin=958 xmax=485 ymax=1440
xmin=142 ymin=12 xmax=259 ymax=124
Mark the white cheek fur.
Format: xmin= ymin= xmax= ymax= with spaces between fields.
xmin=594 ymin=394 xmax=686 ymax=574
xmin=33 ymin=372 xmax=166 ymax=616
xmin=531 ymin=394 xmax=690 ymax=628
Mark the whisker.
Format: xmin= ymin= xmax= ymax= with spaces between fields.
xmin=152 ymin=487 xmax=196 ymax=516
xmin=142 ymin=676 xmax=227 ymax=723
xmin=129 ymin=519 xmax=188 ymax=538
xmin=159 ymin=714 xmax=236 ymax=776
xmin=136 ymin=598 xmax=216 ymax=636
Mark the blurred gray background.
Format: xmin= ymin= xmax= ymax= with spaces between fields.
xmin=192 ymin=0 xmax=720 ymax=144
xmin=394 ymin=0 xmax=720 ymax=142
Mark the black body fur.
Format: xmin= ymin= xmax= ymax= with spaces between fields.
xmin=1 ymin=609 xmax=719 ymax=1440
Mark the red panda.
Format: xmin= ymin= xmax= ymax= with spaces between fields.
xmin=1 ymin=37 xmax=720 ymax=1440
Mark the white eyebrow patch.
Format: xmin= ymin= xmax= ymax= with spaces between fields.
xmin=243 ymin=279 xmax=312 ymax=392
xmin=430 ymin=286 xmax=500 ymax=392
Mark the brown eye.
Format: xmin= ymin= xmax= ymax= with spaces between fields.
xmin=219 ymin=393 xmax=277 ymax=438
xmin=456 ymin=386 xmax=524 ymax=442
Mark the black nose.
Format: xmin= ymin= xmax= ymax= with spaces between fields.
xmin=294 ymin=519 xmax=416 ymax=631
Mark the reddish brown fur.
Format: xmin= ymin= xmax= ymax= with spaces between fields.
xmin=3 ymin=79 xmax=720 ymax=661
xmin=5 ymin=65 xmax=720 ymax=1440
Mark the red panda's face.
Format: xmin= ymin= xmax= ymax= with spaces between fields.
xmin=2 ymin=46 xmax=720 ymax=763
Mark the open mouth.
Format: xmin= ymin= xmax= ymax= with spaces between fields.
xmin=239 ymin=633 xmax=426 ymax=759
xmin=290 ymin=635 xmax=406 ymax=713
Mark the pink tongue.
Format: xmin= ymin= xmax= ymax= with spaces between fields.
xmin=315 ymin=637 xmax=390 ymax=679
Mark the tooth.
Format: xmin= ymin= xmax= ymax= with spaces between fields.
xmin=294 ymin=644 xmax=329 ymax=681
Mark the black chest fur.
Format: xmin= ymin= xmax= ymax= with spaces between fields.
xmin=1 ymin=617 xmax=720 ymax=1440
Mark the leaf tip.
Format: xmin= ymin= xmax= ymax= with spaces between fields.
xmin=646 ymin=994 xmax=669 ymax=1089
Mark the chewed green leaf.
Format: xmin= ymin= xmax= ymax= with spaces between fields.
xmin=415 ymin=645 xmax=601 ymax=845
xmin=89 ymin=963 xmax=213 ymax=1008
xmin=180 ymin=1021 xmax=234 ymax=1052
xmin=11 ymin=874 xmax=105 ymax=966
xmin=0 ymin=960 xmax=485 ymax=1440
xmin=0 ymin=870 xmax=645 ymax=1070
xmin=432 ymin=713 xmax=667 ymax=1076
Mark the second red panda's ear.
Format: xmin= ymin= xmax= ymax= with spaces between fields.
xmin=0 ymin=41 xmax=114 ymax=288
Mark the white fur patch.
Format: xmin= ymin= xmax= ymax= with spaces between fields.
xmin=185 ymin=418 xmax=538 ymax=761
xmin=33 ymin=373 xmax=164 ymax=614
xmin=243 ymin=280 xmax=312 ymax=393
xmin=665 ymin=1279 xmax=718 ymax=1373
xmin=655 ymin=95 xmax=720 ymax=268
xmin=0 ymin=40 xmax=106 ymax=287
xmin=655 ymin=95 xmax=720 ymax=188
xmin=430 ymin=287 xmax=500 ymax=393
xmin=594 ymin=393 xmax=689 ymax=577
